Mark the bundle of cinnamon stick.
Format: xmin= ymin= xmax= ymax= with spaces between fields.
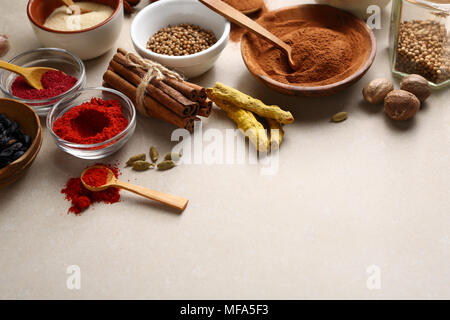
xmin=103 ymin=48 xmax=212 ymax=132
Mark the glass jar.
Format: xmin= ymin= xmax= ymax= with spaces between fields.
xmin=390 ymin=0 xmax=450 ymax=89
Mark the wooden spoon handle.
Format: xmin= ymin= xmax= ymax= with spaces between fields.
xmin=198 ymin=0 xmax=291 ymax=54
xmin=61 ymin=0 xmax=75 ymax=6
xmin=0 ymin=60 xmax=25 ymax=77
xmin=61 ymin=0 xmax=91 ymax=14
xmin=114 ymin=180 xmax=189 ymax=211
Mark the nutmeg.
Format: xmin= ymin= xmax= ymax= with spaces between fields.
xmin=400 ymin=74 xmax=431 ymax=103
xmin=363 ymin=78 xmax=394 ymax=104
xmin=384 ymin=90 xmax=420 ymax=120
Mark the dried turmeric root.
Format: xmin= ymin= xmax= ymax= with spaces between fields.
xmin=266 ymin=118 xmax=284 ymax=150
xmin=207 ymin=90 xmax=269 ymax=152
xmin=208 ymin=82 xmax=294 ymax=124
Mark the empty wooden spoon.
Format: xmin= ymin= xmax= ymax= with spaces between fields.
xmin=198 ymin=0 xmax=299 ymax=70
xmin=0 ymin=60 xmax=59 ymax=90
xmin=81 ymin=165 xmax=189 ymax=212
xmin=61 ymin=0 xmax=91 ymax=15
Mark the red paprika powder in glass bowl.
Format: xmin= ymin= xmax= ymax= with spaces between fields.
xmin=46 ymin=87 xmax=136 ymax=159
xmin=0 ymin=48 xmax=86 ymax=116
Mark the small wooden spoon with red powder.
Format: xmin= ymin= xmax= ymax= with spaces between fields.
xmin=0 ymin=60 xmax=59 ymax=90
xmin=81 ymin=165 xmax=189 ymax=212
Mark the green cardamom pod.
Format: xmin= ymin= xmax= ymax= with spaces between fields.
xmin=126 ymin=153 xmax=146 ymax=166
xmin=132 ymin=160 xmax=153 ymax=171
xmin=331 ymin=112 xmax=348 ymax=123
xmin=150 ymin=146 xmax=159 ymax=163
xmin=157 ymin=160 xmax=176 ymax=171
xmin=164 ymin=152 xmax=182 ymax=161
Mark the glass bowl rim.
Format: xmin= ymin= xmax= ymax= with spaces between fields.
xmin=0 ymin=47 xmax=86 ymax=104
xmin=46 ymin=86 xmax=136 ymax=149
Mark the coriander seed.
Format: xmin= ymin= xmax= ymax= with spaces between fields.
xmin=395 ymin=20 xmax=449 ymax=84
xmin=146 ymin=24 xmax=218 ymax=56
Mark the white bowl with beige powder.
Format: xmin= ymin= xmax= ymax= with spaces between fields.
xmin=27 ymin=0 xmax=123 ymax=60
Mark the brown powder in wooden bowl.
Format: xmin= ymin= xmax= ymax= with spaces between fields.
xmin=242 ymin=5 xmax=373 ymax=87
xmin=223 ymin=0 xmax=263 ymax=13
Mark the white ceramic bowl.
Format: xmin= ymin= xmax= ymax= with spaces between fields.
xmin=131 ymin=0 xmax=230 ymax=78
xmin=27 ymin=0 xmax=124 ymax=60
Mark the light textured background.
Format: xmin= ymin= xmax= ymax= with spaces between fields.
xmin=0 ymin=0 xmax=449 ymax=299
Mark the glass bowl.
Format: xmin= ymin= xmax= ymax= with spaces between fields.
xmin=0 ymin=48 xmax=86 ymax=116
xmin=46 ymin=87 xmax=136 ymax=160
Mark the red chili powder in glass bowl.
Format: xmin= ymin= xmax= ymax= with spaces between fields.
xmin=52 ymin=97 xmax=128 ymax=144
xmin=11 ymin=70 xmax=78 ymax=100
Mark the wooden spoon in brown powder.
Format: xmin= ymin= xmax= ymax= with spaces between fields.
xmin=199 ymin=0 xmax=300 ymax=70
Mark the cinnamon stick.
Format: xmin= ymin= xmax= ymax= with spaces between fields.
xmin=103 ymin=70 xmax=195 ymax=131
xmin=117 ymin=48 xmax=202 ymax=103
xmin=154 ymin=80 xmax=198 ymax=115
xmin=198 ymin=98 xmax=213 ymax=117
xmin=117 ymin=48 xmax=198 ymax=99
xmin=109 ymin=58 xmax=192 ymax=117
xmin=185 ymin=82 xmax=207 ymax=100
xmin=114 ymin=52 xmax=199 ymax=115
xmin=163 ymin=78 xmax=198 ymax=101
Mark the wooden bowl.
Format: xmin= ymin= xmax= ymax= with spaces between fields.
xmin=241 ymin=4 xmax=377 ymax=97
xmin=0 ymin=98 xmax=43 ymax=188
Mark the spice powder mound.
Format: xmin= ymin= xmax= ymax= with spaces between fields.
xmin=243 ymin=9 xmax=371 ymax=86
xmin=61 ymin=163 xmax=121 ymax=215
xmin=82 ymin=167 xmax=109 ymax=187
xmin=52 ymin=97 xmax=128 ymax=144
xmin=11 ymin=70 xmax=78 ymax=100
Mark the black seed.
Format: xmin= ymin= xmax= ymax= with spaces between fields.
xmin=9 ymin=142 xmax=23 ymax=152
xmin=20 ymin=134 xmax=32 ymax=147
xmin=7 ymin=138 xmax=17 ymax=146
xmin=0 ymin=135 xmax=8 ymax=149
xmin=1 ymin=117 xmax=11 ymax=129
xmin=11 ymin=150 xmax=25 ymax=161
xmin=0 ymin=114 xmax=9 ymax=126
xmin=0 ymin=148 xmax=14 ymax=158
xmin=9 ymin=121 xmax=19 ymax=133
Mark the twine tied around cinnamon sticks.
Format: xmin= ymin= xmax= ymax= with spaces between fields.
xmin=103 ymin=48 xmax=213 ymax=132
xmin=124 ymin=53 xmax=184 ymax=115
